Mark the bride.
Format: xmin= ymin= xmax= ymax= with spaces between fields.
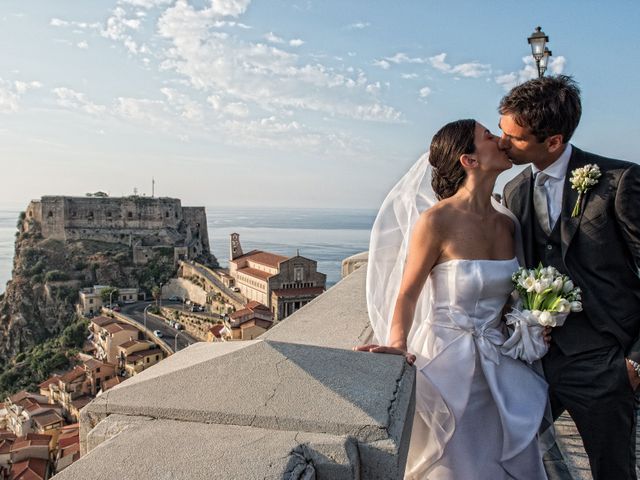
xmin=357 ymin=119 xmax=549 ymax=479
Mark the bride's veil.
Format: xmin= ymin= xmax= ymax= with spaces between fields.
xmin=366 ymin=152 xmax=525 ymax=358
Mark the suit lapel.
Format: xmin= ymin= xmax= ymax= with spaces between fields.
xmin=561 ymin=147 xmax=588 ymax=260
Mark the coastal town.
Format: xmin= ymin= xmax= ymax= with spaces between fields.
xmin=0 ymin=195 xmax=327 ymax=478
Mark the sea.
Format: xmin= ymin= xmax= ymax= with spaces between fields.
xmin=0 ymin=206 xmax=377 ymax=294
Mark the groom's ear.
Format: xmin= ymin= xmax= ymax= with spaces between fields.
xmin=545 ymin=134 xmax=564 ymax=153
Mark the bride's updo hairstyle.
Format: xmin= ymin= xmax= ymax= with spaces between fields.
xmin=429 ymin=119 xmax=476 ymax=200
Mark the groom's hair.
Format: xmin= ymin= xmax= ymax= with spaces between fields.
xmin=499 ymin=75 xmax=582 ymax=143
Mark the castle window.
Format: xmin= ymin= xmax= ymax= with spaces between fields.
xmin=47 ymin=211 xmax=53 ymax=218
xmin=107 ymin=211 xmax=112 ymax=218
xmin=165 ymin=211 xmax=169 ymax=218
xmin=71 ymin=211 xmax=77 ymax=218
xmin=88 ymin=211 xmax=94 ymax=220
xmin=128 ymin=212 xmax=133 ymax=219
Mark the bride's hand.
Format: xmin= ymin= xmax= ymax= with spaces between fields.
xmin=543 ymin=326 xmax=552 ymax=345
xmin=353 ymin=344 xmax=416 ymax=365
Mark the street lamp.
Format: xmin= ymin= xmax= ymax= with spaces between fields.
xmin=174 ymin=330 xmax=187 ymax=353
xmin=527 ymin=26 xmax=549 ymax=78
xmin=109 ymin=289 xmax=115 ymax=310
xmin=538 ymin=47 xmax=552 ymax=77
xmin=143 ymin=304 xmax=152 ymax=340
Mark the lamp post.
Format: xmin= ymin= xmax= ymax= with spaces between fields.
xmin=143 ymin=304 xmax=152 ymax=340
xmin=174 ymin=330 xmax=186 ymax=353
xmin=109 ymin=290 xmax=115 ymax=310
xmin=527 ymin=26 xmax=551 ymax=78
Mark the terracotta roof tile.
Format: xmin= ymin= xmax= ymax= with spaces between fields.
xmin=236 ymin=267 xmax=273 ymax=281
xmin=59 ymin=366 xmax=85 ymax=384
xmin=70 ymin=396 xmax=92 ymax=410
xmin=102 ymin=376 xmax=125 ymax=391
xmin=126 ymin=348 xmax=162 ymax=362
xmin=102 ymin=322 xmax=137 ymax=334
xmin=58 ymin=435 xmax=79 ymax=449
xmin=10 ymin=457 xmax=49 ymax=480
xmin=38 ymin=376 xmax=61 ymax=389
xmin=208 ymin=324 xmax=225 ymax=338
xmin=11 ymin=434 xmax=51 ymax=451
xmin=91 ymin=316 xmax=117 ymax=327
xmin=32 ymin=411 xmax=64 ymax=429
xmin=231 ymin=250 xmax=288 ymax=268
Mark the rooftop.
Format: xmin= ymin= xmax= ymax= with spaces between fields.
xmin=231 ymin=250 xmax=288 ymax=268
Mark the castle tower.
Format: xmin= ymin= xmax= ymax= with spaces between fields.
xmin=230 ymin=233 xmax=243 ymax=261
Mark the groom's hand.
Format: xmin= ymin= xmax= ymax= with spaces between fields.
xmin=625 ymin=359 xmax=640 ymax=391
xmin=543 ymin=326 xmax=552 ymax=345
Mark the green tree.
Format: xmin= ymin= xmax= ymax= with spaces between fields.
xmin=100 ymin=287 xmax=119 ymax=305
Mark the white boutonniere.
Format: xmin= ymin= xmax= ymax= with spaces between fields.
xmin=569 ymin=164 xmax=601 ymax=217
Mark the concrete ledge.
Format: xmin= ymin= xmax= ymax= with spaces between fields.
xmin=60 ymin=265 xmax=415 ymax=479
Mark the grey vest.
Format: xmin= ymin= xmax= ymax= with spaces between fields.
xmin=531 ymin=205 xmax=615 ymax=354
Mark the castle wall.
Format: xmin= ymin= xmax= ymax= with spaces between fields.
xmin=61 ymin=197 xmax=182 ymax=230
xmin=181 ymin=207 xmax=210 ymax=257
xmin=39 ymin=197 xmax=67 ymax=239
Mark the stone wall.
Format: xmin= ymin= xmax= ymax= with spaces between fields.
xmin=23 ymin=196 xmax=213 ymax=264
xmin=162 ymin=278 xmax=207 ymax=306
xmin=54 ymin=262 xmax=416 ymax=480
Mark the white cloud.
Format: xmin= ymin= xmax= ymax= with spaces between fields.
xmin=429 ymin=52 xmax=491 ymax=78
xmin=156 ymin=1 xmax=402 ymax=123
xmin=53 ymin=87 xmax=107 ymax=115
xmin=77 ymin=41 xmax=89 ymax=49
xmin=50 ymin=18 xmax=100 ymax=30
xmin=102 ymin=7 xmax=143 ymax=54
xmin=115 ymin=97 xmax=170 ymax=128
xmin=419 ymin=86 xmax=431 ymax=98
xmin=495 ymin=55 xmax=566 ymax=91
xmin=372 ymin=59 xmax=390 ymax=70
xmin=0 ymin=79 xmax=42 ymax=113
xmin=118 ymin=0 xmax=172 ymax=8
xmin=385 ymin=52 xmax=426 ymax=65
xmin=224 ymin=102 xmax=249 ymax=117
xmin=365 ymin=82 xmax=381 ymax=95
xmin=209 ymin=0 xmax=252 ymax=17
xmin=401 ymin=73 xmax=418 ymax=79
xmin=289 ymin=38 xmax=304 ymax=47
xmin=264 ymin=32 xmax=284 ymax=44
xmin=346 ymin=22 xmax=370 ymax=30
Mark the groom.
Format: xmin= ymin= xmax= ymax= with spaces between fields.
xmin=500 ymin=75 xmax=640 ymax=479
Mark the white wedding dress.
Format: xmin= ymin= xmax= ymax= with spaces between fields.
xmin=403 ymin=257 xmax=548 ymax=479
xmin=367 ymin=154 xmax=550 ymax=479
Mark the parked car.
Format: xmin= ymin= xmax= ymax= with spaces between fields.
xmin=112 ymin=305 xmax=121 ymax=312
xmin=232 ymin=287 xmax=240 ymax=293
xmin=153 ymin=330 xmax=163 ymax=338
xmin=168 ymin=296 xmax=180 ymax=301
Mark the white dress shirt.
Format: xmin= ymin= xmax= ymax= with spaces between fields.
xmin=531 ymin=144 xmax=572 ymax=229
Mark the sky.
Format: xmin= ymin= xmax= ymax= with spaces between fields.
xmin=0 ymin=0 xmax=639 ymax=210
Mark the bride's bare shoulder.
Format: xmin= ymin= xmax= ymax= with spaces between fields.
xmin=416 ymin=202 xmax=455 ymax=231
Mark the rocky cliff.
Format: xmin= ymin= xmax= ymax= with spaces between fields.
xmin=0 ymin=202 xmax=217 ymax=394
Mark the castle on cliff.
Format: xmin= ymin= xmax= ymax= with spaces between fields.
xmin=23 ymin=196 xmax=215 ymax=265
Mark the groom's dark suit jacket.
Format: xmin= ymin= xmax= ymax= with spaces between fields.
xmin=504 ymin=146 xmax=640 ymax=359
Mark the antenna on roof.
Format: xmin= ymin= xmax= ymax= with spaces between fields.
xmin=296 ymin=249 xmax=300 ymax=257
xmin=152 ymin=177 xmax=155 ymax=198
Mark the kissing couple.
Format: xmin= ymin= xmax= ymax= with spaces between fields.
xmin=358 ymin=75 xmax=640 ymax=479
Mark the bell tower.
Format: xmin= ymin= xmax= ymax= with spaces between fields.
xmin=230 ymin=233 xmax=243 ymax=261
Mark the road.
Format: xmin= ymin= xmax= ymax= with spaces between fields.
xmin=188 ymin=262 xmax=245 ymax=305
xmin=119 ymin=301 xmax=200 ymax=352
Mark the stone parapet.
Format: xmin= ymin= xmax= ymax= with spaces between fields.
xmin=53 ymin=264 xmax=415 ymax=479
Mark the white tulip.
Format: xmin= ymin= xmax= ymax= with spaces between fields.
xmin=531 ymin=310 xmax=542 ymax=319
xmin=562 ymin=280 xmax=575 ymax=293
xmin=521 ymin=276 xmax=536 ymax=292
xmin=551 ymin=278 xmax=564 ymax=293
xmin=556 ymin=298 xmax=571 ymax=313
xmin=538 ymin=311 xmax=556 ymax=327
xmin=534 ymin=278 xmax=551 ymax=293
xmin=570 ymin=301 xmax=583 ymax=312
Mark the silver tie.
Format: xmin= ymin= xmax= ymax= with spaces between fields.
xmin=534 ymin=172 xmax=551 ymax=235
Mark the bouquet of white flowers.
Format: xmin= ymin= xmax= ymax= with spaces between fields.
xmin=501 ymin=265 xmax=583 ymax=363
